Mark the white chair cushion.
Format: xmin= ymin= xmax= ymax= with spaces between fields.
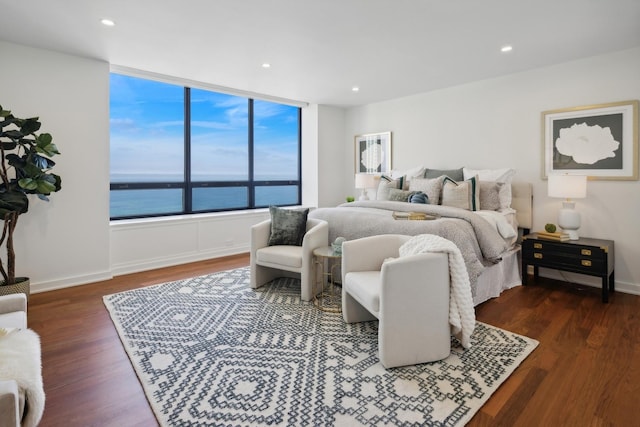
xmin=344 ymin=271 xmax=381 ymax=315
xmin=256 ymin=246 xmax=303 ymax=269
xmin=0 ymin=312 xmax=27 ymax=330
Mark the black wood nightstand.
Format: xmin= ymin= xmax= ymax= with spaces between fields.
xmin=522 ymin=234 xmax=615 ymax=303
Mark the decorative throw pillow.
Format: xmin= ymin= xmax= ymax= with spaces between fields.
xmin=441 ymin=176 xmax=480 ymax=211
xmin=268 ymin=206 xmax=309 ymax=246
xmin=409 ymin=191 xmax=429 ymax=204
xmin=387 ymin=189 xmax=416 ymax=202
xmin=479 ymin=181 xmax=503 ymax=211
xmin=463 ymin=167 xmax=515 ymax=209
xmin=409 ymin=176 xmax=444 ymax=205
xmin=391 ymin=166 xmax=425 ymax=190
xmin=424 ymin=167 xmax=464 ymax=181
xmin=376 ymin=175 xmax=404 ymax=200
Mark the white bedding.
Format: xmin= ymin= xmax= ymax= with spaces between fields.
xmin=474 ymin=209 xmax=518 ymax=245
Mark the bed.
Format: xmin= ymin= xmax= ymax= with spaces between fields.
xmin=308 ymin=181 xmax=533 ymax=306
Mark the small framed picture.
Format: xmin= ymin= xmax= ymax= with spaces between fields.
xmin=541 ymin=100 xmax=638 ymax=180
xmin=354 ymin=131 xmax=392 ymax=174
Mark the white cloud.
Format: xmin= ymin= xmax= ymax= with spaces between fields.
xmin=555 ymin=123 xmax=619 ymax=165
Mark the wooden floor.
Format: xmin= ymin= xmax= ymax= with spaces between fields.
xmin=27 ymin=254 xmax=640 ymax=427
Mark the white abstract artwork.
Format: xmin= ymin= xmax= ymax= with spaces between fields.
xmin=542 ymin=101 xmax=638 ymax=180
xmin=555 ymin=123 xmax=620 ymax=165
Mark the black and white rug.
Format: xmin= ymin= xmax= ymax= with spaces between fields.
xmin=103 ymin=267 xmax=538 ymax=426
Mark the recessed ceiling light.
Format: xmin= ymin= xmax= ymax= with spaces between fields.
xmin=101 ymin=18 xmax=115 ymax=26
xmin=262 ymin=63 xmax=271 ymax=69
xmin=352 ymin=86 xmax=360 ymax=92
xmin=501 ymin=45 xmax=513 ymax=53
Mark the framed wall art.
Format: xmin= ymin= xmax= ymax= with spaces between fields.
xmin=354 ymin=131 xmax=391 ymax=174
xmin=541 ymin=100 xmax=638 ymax=180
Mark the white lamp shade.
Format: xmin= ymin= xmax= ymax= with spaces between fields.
xmin=355 ymin=173 xmax=378 ymax=189
xmin=548 ymin=174 xmax=587 ymax=199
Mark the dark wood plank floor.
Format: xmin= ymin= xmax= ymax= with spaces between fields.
xmin=27 ymin=254 xmax=640 ymax=426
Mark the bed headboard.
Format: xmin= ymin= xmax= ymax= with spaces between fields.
xmin=511 ymin=182 xmax=533 ymax=231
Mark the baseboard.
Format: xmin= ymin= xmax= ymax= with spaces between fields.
xmin=30 ymin=270 xmax=114 ymax=294
xmin=28 ymin=247 xmax=249 ymax=294
xmin=110 ymin=245 xmax=249 ymax=277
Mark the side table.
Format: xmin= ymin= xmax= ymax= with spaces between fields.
xmin=313 ymin=246 xmax=342 ymax=313
xmin=521 ymin=234 xmax=615 ymax=303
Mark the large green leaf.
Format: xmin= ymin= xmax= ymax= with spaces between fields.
xmin=0 ymin=141 xmax=17 ymax=151
xmin=0 ymin=191 xmax=29 ymax=216
xmin=3 ymin=129 xmax=23 ymax=140
xmin=36 ymin=134 xmax=59 ymax=157
xmin=20 ymin=117 xmax=41 ymax=134
xmin=18 ymin=178 xmax=38 ymax=191
xmin=36 ymin=179 xmax=56 ymax=194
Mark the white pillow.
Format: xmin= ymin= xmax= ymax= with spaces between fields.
xmin=463 ymin=167 xmax=515 ymax=209
xmin=391 ymin=166 xmax=425 ymax=189
xmin=390 ymin=165 xmax=424 ymax=180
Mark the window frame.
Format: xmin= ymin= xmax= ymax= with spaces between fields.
xmin=109 ymin=76 xmax=302 ymax=220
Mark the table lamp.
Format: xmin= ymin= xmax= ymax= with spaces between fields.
xmin=355 ymin=173 xmax=378 ymax=201
xmin=548 ymin=174 xmax=587 ymax=240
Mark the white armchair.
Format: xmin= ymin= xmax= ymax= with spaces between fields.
xmin=341 ymin=234 xmax=451 ymax=368
xmin=0 ymin=293 xmax=44 ymax=427
xmin=250 ymin=218 xmax=329 ymax=301
xmin=0 ymin=294 xmax=27 ymax=330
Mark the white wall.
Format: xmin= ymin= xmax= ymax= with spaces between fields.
xmin=344 ymin=47 xmax=640 ymax=294
xmin=317 ymin=105 xmax=348 ymax=207
xmin=0 ymin=40 xmax=112 ymax=292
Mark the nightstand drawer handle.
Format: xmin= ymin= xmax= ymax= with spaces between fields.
xmin=534 ymin=243 xmax=543 ymax=249
xmin=581 ymin=249 xmax=592 ymax=256
xmin=534 ymin=253 xmax=543 ymax=259
xmin=582 ymin=260 xmax=592 ymax=267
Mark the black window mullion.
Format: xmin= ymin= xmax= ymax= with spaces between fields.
xmin=184 ymin=87 xmax=192 ymax=213
xmin=297 ymin=108 xmax=302 ymax=205
xmin=248 ymin=99 xmax=255 ymax=208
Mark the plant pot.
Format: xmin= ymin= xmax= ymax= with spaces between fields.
xmin=0 ymin=277 xmax=30 ymax=301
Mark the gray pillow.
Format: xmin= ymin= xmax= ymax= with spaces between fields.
xmin=387 ymin=189 xmax=415 ymax=202
xmin=268 ymin=206 xmax=309 ymax=246
xmin=479 ymin=181 xmax=503 ymax=211
xmin=424 ymin=167 xmax=464 ymax=181
xmin=409 ymin=176 xmax=444 ymax=205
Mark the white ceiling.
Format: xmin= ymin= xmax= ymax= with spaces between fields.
xmin=1 ymin=0 xmax=640 ymax=107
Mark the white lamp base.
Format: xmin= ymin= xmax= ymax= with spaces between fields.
xmin=558 ymin=201 xmax=581 ymax=240
xmin=358 ymin=189 xmax=369 ymax=201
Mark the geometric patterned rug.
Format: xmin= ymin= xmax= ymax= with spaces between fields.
xmin=103 ymin=267 xmax=538 ymax=426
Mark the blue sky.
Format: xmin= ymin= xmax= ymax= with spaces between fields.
xmin=109 ymin=73 xmax=299 ymax=180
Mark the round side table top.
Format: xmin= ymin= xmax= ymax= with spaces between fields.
xmin=313 ymin=246 xmax=342 ymax=259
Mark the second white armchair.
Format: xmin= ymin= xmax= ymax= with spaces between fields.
xmin=341 ymin=234 xmax=451 ymax=368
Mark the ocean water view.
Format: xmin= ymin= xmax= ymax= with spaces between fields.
xmin=110 ymin=173 xmax=299 ymax=218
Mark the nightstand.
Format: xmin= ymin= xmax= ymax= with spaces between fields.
xmin=522 ymin=234 xmax=615 ymax=303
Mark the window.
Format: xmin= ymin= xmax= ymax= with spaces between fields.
xmin=109 ymin=73 xmax=301 ymax=219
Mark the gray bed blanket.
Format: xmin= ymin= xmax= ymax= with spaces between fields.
xmin=308 ymin=201 xmax=510 ymax=291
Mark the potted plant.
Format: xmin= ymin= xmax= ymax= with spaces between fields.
xmin=0 ymin=105 xmax=61 ymax=298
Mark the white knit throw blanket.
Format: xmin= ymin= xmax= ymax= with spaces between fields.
xmin=399 ymin=234 xmax=476 ymax=348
